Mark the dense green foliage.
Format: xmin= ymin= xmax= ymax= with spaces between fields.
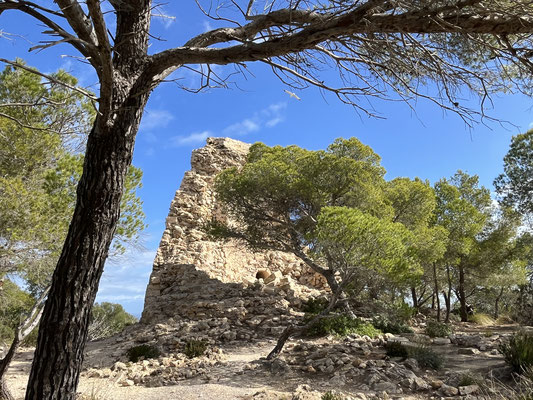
xmin=495 ymin=130 xmax=533 ymax=223
xmin=408 ymin=345 xmax=444 ymax=370
xmin=0 ymin=62 xmax=146 ymax=290
xmin=184 ymin=339 xmax=208 ymax=359
xmin=425 ymin=320 xmax=453 ymax=338
xmin=126 ymin=344 xmax=160 ymax=362
xmin=214 ymin=138 xmax=423 ymax=317
xmin=372 ymin=315 xmax=413 ymax=334
xmin=500 ymin=332 xmax=533 ymax=373
xmin=0 ymin=63 xmax=146 ymax=346
xmin=306 ymin=315 xmax=381 ymax=338
xmin=0 ymin=280 xmax=34 ymax=341
xmin=301 ymin=297 xmax=329 ymax=314
xmin=321 ymin=392 xmax=345 ymax=400
xmin=384 ymin=341 xmax=410 ymax=358
xmin=213 ymin=137 xmax=531 ymax=331
xmin=384 ymin=341 xmax=443 ymax=369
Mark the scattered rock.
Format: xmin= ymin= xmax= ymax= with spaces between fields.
xmin=459 ymin=384 xmax=479 ymax=395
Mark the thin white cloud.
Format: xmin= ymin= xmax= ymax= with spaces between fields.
xmin=223 ymin=119 xmax=260 ymax=136
xmin=141 ymin=109 xmax=175 ymax=131
xmin=203 ymin=20 xmax=214 ymax=32
xmin=170 ymin=102 xmax=288 ymax=148
xmin=222 ymin=101 xmax=288 ymax=136
xmin=529 ymin=121 xmax=533 ymax=129
xmin=266 ymin=117 xmax=283 ymax=127
xmin=171 ymin=130 xmax=211 ymax=147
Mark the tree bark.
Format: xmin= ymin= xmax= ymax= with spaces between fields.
xmin=432 ymin=263 xmax=440 ymax=322
xmin=444 ymin=266 xmax=452 ymax=323
xmin=25 ymin=91 xmax=150 ymax=399
xmin=411 ymin=287 xmax=418 ymax=310
xmin=458 ymin=266 xmax=468 ymax=322
xmin=494 ymin=287 xmax=504 ymax=319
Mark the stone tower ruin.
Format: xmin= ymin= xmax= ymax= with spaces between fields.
xmin=141 ymin=138 xmax=324 ymax=327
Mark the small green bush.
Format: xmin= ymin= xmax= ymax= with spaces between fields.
xmin=409 ymin=344 xmax=444 ymax=370
xmin=307 ymin=315 xmax=381 ymax=338
xmin=469 ymin=313 xmax=495 ymax=326
xmin=372 ymin=315 xmax=413 ymax=334
xmin=88 ymin=302 xmax=137 ymax=341
xmin=184 ymin=339 xmax=208 ymax=359
xmin=391 ymin=301 xmax=416 ymax=323
xmin=321 ymin=391 xmax=345 ymax=400
xmin=425 ymin=320 xmax=453 ymax=338
xmin=385 ymin=341 xmax=410 ymax=358
xmin=302 ymin=297 xmax=329 ymax=314
xmin=458 ymin=372 xmax=479 ymax=387
xmin=126 ymin=344 xmax=160 ymax=362
xmin=499 ymin=332 xmax=533 ymax=373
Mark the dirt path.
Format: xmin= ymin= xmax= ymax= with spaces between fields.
xmin=3 ymin=326 xmax=519 ymax=400
xmin=4 ymin=342 xmax=302 ymax=400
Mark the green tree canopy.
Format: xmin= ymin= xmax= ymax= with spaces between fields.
xmin=434 ymin=170 xmax=493 ymax=321
xmin=0 ymin=62 xmax=146 ymax=289
xmin=495 ymin=130 xmax=533 ymax=227
xmin=214 ymin=138 xmax=422 ymax=298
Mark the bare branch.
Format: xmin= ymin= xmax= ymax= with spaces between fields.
xmin=0 ymin=0 xmax=97 ymax=62
xmin=86 ymin=0 xmax=113 ymax=119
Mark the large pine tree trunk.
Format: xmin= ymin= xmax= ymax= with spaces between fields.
xmin=25 ymin=1 xmax=153 ymax=396
xmin=25 ymin=90 xmax=150 ymax=399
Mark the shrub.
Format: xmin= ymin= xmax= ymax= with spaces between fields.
xmin=184 ymin=339 xmax=208 ymax=359
xmin=307 ymin=315 xmax=381 ymax=338
xmin=321 ymin=391 xmax=345 ymax=400
xmin=385 ymin=341 xmax=410 ymax=358
xmin=425 ymin=320 xmax=453 ymax=338
xmin=458 ymin=372 xmax=480 ymax=387
xmin=409 ymin=344 xmax=444 ymax=370
xmin=499 ymin=331 xmax=533 ymax=373
xmin=0 ymin=280 xmax=35 ymax=342
xmin=391 ymin=301 xmax=416 ymax=323
xmin=496 ymin=315 xmax=515 ymax=325
xmin=372 ymin=315 xmax=413 ymax=334
xmin=469 ymin=313 xmax=495 ymax=326
xmin=302 ymin=297 xmax=329 ymax=314
xmin=88 ymin=302 xmax=137 ymax=341
xmin=126 ymin=344 xmax=160 ymax=362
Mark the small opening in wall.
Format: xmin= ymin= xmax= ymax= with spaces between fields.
xmin=256 ymin=270 xmax=270 ymax=280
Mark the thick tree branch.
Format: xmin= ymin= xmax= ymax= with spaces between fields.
xmin=0 ymin=0 xmax=96 ymax=62
xmin=54 ymin=0 xmax=97 ymax=47
xmin=86 ymin=0 xmax=113 ymax=120
xmin=147 ymin=11 xmax=533 ymax=79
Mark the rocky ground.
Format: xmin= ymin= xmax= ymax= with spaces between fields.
xmin=3 ymin=321 xmax=525 ymax=400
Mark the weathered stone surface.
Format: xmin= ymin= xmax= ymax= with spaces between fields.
xmin=141 ymin=138 xmax=326 ymax=327
xmin=459 ymin=384 xmax=479 ymax=395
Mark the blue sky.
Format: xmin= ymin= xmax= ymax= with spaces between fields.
xmin=1 ymin=3 xmax=532 ymax=317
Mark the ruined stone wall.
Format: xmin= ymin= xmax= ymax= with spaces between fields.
xmin=141 ymin=138 xmax=325 ymax=325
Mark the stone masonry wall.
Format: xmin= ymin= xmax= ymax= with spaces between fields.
xmin=141 ymin=137 xmax=325 ymax=325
